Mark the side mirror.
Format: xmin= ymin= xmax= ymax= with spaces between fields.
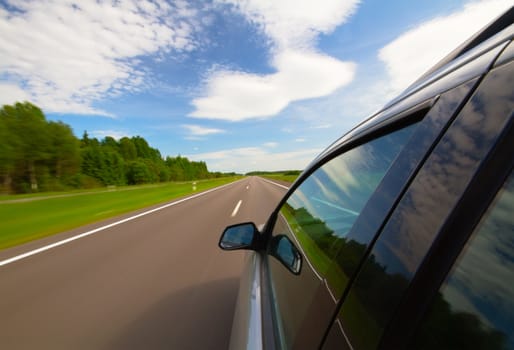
xmin=219 ymin=222 xmax=259 ymax=251
xmin=269 ymin=234 xmax=302 ymax=274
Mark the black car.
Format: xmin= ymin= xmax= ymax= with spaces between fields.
xmin=219 ymin=7 xmax=514 ymax=350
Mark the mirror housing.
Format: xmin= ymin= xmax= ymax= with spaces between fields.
xmin=269 ymin=234 xmax=302 ymax=274
xmin=219 ymin=222 xmax=260 ymax=251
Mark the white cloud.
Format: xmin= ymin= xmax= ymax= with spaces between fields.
xmin=190 ymin=50 xmax=355 ymax=120
xmin=0 ymin=0 xmax=204 ymax=115
xmin=319 ymin=0 xmax=514 ymax=132
xmin=0 ymin=83 xmax=31 ymax=106
xmin=190 ymin=0 xmax=359 ymax=121
xmin=90 ymin=129 xmax=131 ymax=140
xmin=182 ymin=124 xmax=225 ymax=136
xmin=220 ymin=0 xmax=360 ymax=49
xmin=263 ymin=142 xmax=278 ymax=148
xmin=187 ymin=146 xmax=322 ymax=173
xmin=379 ymin=0 xmax=513 ymax=94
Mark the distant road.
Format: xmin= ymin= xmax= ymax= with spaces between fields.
xmin=0 ymin=177 xmax=288 ymax=349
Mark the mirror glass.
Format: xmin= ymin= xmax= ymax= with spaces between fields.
xmin=219 ymin=223 xmax=256 ymax=250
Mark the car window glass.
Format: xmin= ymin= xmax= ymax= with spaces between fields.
xmin=282 ymin=124 xmax=416 ymax=270
xmin=268 ymin=123 xmax=417 ymax=349
xmin=410 ymin=171 xmax=514 ymax=350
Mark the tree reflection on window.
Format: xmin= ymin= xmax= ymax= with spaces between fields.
xmin=411 ymin=172 xmax=514 ymax=350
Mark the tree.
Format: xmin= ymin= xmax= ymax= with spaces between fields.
xmin=1 ymin=101 xmax=217 ymax=192
xmin=81 ymin=140 xmax=125 ymax=186
xmin=1 ymin=102 xmax=51 ymax=191
xmin=0 ymin=108 xmax=18 ymax=193
xmin=47 ymin=121 xmax=80 ymax=180
xmin=119 ymin=137 xmax=137 ymax=161
xmin=126 ymin=160 xmax=152 ymax=184
xmin=102 ymin=136 xmax=118 ymax=151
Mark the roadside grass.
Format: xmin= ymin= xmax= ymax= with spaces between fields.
xmin=0 ymin=177 xmax=241 ymax=250
xmin=261 ymin=174 xmax=299 ymax=183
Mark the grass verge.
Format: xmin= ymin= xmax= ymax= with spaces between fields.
xmin=0 ymin=177 xmax=241 ymax=250
xmin=261 ymin=174 xmax=299 ymax=183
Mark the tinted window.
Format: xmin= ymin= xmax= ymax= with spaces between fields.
xmin=267 ymin=124 xmax=417 ymax=349
xmin=411 ymin=171 xmax=514 ymax=349
xmin=335 ymin=60 xmax=513 ymax=350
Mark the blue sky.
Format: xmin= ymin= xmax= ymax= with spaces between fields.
xmin=0 ymin=0 xmax=511 ymax=173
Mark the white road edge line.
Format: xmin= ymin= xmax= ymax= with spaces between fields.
xmin=258 ymin=177 xmax=290 ymax=190
xmin=0 ymin=181 xmax=241 ymax=267
xmin=231 ymin=200 xmax=243 ymax=217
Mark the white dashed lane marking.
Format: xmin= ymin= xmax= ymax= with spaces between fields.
xmin=231 ymin=200 xmax=243 ymax=217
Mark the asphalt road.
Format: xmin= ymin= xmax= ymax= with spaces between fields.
xmin=0 ymin=176 xmax=288 ymax=350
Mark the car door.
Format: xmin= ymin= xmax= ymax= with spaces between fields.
xmin=322 ymin=51 xmax=513 ymax=350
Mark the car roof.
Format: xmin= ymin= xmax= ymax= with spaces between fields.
xmin=306 ymin=7 xmax=514 ymax=175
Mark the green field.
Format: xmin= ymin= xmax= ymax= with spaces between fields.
xmin=0 ymin=177 xmax=240 ymax=250
xmin=261 ymin=174 xmax=299 ymax=183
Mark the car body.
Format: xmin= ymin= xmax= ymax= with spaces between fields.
xmin=219 ymin=7 xmax=514 ymax=350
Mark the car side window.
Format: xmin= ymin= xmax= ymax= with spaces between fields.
xmin=410 ymin=171 xmax=514 ymax=350
xmin=267 ymin=123 xmax=418 ymax=349
xmin=280 ymin=124 xmax=416 ymax=268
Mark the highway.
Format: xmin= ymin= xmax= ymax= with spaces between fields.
xmin=0 ymin=177 xmax=289 ymax=349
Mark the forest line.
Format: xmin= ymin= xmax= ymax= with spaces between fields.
xmin=0 ymin=102 xmax=233 ymax=194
